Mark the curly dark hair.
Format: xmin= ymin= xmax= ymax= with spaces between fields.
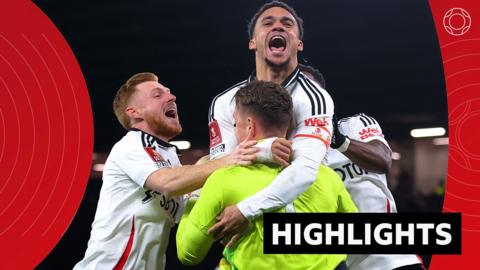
xmin=247 ymin=1 xmax=304 ymax=40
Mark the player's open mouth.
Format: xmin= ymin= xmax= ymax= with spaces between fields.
xmin=268 ymin=35 xmax=286 ymax=54
xmin=165 ymin=107 xmax=177 ymax=119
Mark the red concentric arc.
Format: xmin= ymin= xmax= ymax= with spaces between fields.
xmin=0 ymin=1 xmax=93 ymax=269
xmin=428 ymin=1 xmax=480 ymax=269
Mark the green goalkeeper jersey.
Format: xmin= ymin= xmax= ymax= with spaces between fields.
xmin=176 ymin=164 xmax=358 ymax=270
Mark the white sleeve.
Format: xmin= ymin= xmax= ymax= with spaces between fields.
xmin=340 ymin=113 xmax=390 ymax=148
xmin=208 ymin=91 xmax=238 ymax=159
xmin=112 ymin=142 xmax=162 ymax=187
xmin=254 ymin=137 xmax=277 ymax=163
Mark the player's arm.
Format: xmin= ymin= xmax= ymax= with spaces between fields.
xmin=176 ymin=171 xmax=225 ymax=265
xmin=208 ymin=91 xmax=238 ymax=159
xmin=145 ymin=140 xmax=258 ymax=198
xmin=252 ymin=137 xmax=292 ymax=167
xmin=342 ymin=140 xmax=391 ymax=173
xmin=209 ymin=116 xmax=333 ymax=244
xmin=331 ymin=114 xmax=392 ymax=174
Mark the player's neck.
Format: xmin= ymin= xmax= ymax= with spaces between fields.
xmin=255 ymin=59 xmax=298 ymax=85
xmin=254 ymin=129 xmax=285 ymax=141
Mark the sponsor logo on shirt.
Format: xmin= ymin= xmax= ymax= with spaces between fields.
xmin=304 ymin=117 xmax=329 ymax=127
xmin=210 ymin=143 xmax=225 ymax=157
xmin=142 ymin=190 xmax=180 ymax=219
xmin=209 ymin=120 xmax=223 ymax=147
xmin=359 ymin=127 xmax=384 ymax=140
xmin=144 ymin=147 xmax=172 ymax=168
xmin=333 ymin=162 xmax=369 ymax=181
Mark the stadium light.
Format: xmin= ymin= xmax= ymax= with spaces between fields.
xmin=410 ymin=127 xmax=446 ymax=138
xmin=171 ymin=140 xmax=191 ymax=150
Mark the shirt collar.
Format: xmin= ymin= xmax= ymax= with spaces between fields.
xmin=247 ymin=65 xmax=300 ymax=88
xmin=130 ymin=128 xmax=176 ymax=148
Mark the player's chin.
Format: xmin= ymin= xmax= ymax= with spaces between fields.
xmin=265 ymin=56 xmax=290 ymax=69
xmin=167 ymin=121 xmax=182 ymax=136
xmin=154 ymin=117 xmax=182 ymax=138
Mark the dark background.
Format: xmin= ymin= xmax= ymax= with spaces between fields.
xmin=33 ymin=0 xmax=447 ymax=269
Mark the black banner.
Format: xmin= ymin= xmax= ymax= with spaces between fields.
xmin=263 ymin=213 xmax=461 ymax=254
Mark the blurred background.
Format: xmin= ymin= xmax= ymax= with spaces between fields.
xmin=34 ymin=0 xmax=448 ymax=269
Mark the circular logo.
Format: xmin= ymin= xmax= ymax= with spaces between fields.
xmin=443 ymin=8 xmax=472 ymax=36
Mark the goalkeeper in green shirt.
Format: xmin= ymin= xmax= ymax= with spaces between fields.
xmin=176 ymin=80 xmax=358 ymax=270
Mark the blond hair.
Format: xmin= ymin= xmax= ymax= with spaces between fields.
xmin=113 ymin=72 xmax=158 ymax=129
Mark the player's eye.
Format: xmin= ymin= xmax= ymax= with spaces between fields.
xmin=233 ymin=123 xmax=237 ymax=127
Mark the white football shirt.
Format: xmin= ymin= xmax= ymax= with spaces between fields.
xmin=74 ymin=129 xmax=186 ymax=270
xmin=326 ymin=114 xmax=421 ymax=270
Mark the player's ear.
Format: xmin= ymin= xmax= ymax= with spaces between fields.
xmin=297 ymin=40 xmax=304 ymax=52
xmin=249 ymin=39 xmax=256 ymax=51
xmin=246 ymin=117 xmax=255 ymax=140
xmin=125 ymin=105 xmax=140 ymax=118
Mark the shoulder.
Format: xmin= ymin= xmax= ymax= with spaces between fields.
xmin=110 ymin=130 xmax=163 ymax=159
xmin=111 ymin=130 xmax=143 ymax=153
xmin=209 ymin=80 xmax=248 ymax=121
xmin=202 ymin=166 xmax=238 ymax=192
xmin=317 ymin=165 xmax=347 ymax=193
xmin=209 ymin=164 xmax=275 ymax=181
xmin=339 ymin=113 xmax=389 ymax=145
xmin=339 ymin=113 xmax=381 ymax=127
xmin=338 ymin=113 xmax=383 ymax=135
xmin=318 ymin=165 xmax=342 ymax=182
xmin=214 ymin=80 xmax=247 ymax=102
xmin=208 ymin=165 xmax=248 ymax=180
xmin=293 ymin=72 xmax=334 ymax=116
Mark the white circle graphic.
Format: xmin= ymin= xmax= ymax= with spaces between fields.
xmin=443 ymin=8 xmax=471 ymax=36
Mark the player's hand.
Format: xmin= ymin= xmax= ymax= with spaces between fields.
xmin=208 ymin=205 xmax=250 ymax=247
xmin=330 ymin=115 xmax=346 ymax=149
xmin=226 ymin=140 xmax=259 ymax=166
xmin=271 ymin=138 xmax=292 ymax=168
